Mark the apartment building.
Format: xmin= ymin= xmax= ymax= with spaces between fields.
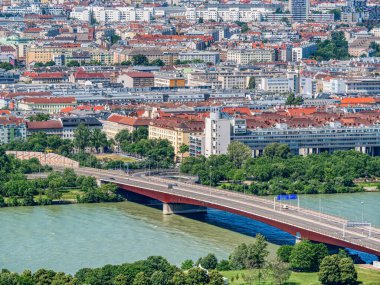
xmin=26 ymin=45 xmax=79 ymax=65
xmin=117 ymin=72 xmax=154 ymax=88
xmin=114 ymin=49 xmax=178 ymax=66
xmin=260 ymin=78 xmax=290 ymax=93
xmin=60 ymin=117 xmax=102 ymax=140
xmin=204 ymin=108 xmax=231 ymax=157
xmin=18 ymin=97 xmax=77 ymax=114
xmin=101 ymin=114 xmax=150 ymax=140
xmin=0 ymin=117 xmax=26 ymax=144
xmin=227 ymin=49 xmax=276 ymax=64
xmin=185 ymin=6 xmax=274 ymax=22
xmin=178 ymin=51 xmax=220 ymax=64
xmin=218 ymin=74 xmax=249 ymax=89
xmin=154 ymin=72 xmax=186 ymax=88
xmin=149 ymin=118 xmax=204 ymax=160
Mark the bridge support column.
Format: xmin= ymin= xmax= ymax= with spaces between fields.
xmin=163 ymin=203 xmax=207 ymax=215
xmin=96 ymin=179 xmax=103 ymax=187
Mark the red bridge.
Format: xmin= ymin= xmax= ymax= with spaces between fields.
xmin=68 ymin=167 xmax=380 ymax=257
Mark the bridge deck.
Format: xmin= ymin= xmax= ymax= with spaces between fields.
xmin=69 ymin=167 xmax=380 ymax=256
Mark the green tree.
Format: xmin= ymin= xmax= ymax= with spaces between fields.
xmin=267 ymin=259 xmax=291 ymax=285
xmin=248 ymin=76 xmax=256 ymax=89
xmin=199 ymin=253 xmax=218 ymax=270
xmin=150 ymin=271 xmax=166 ymax=285
xmin=132 ymin=55 xmax=149 ymax=66
xmin=113 ymin=274 xmax=128 ymax=285
xmin=227 ymin=141 xmax=252 ymax=168
xmin=229 ymin=243 xmax=248 ymax=270
xmin=314 ymin=31 xmax=349 ymax=61
xmin=276 ymin=245 xmax=293 ymax=263
xmin=0 ymin=62 xmax=14 ymax=71
xmin=208 ymin=270 xmax=224 ymax=285
xmin=263 ymin=143 xmax=291 ymax=159
xmin=170 ymin=271 xmax=187 ymax=285
xmin=66 ymin=60 xmax=80 ymax=67
xmin=73 ymin=124 xmax=91 ymax=152
xmin=198 ymin=17 xmax=204 ymax=24
xmin=34 ymin=62 xmax=45 ymax=67
xmin=121 ymin=60 xmax=132 ymax=66
xmin=216 ymin=260 xmax=230 ymax=271
xmin=111 ymin=35 xmax=121 ymax=44
xmin=339 ymin=257 xmax=357 ymax=285
xmin=45 ymin=61 xmax=56 ymax=67
xmin=285 ymin=93 xmax=303 ymax=105
xmin=290 ymin=241 xmax=328 ymax=272
xmin=29 ymin=113 xmax=50 ymax=122
xmin=150 ymin=59 xmax=165 ymax=67
xmin=245 ymin=234 xmax=269 ymax=269
xmin=318 ymin=255 xmax=343 ymax=285
xmin=180 ymin=259 xmax=193 ymax=270
xmin=133 ymin=272 xmax=150 ymax=285
xmin=186 ymin=268 xmax=209 ymax=285
xmin=90 ymin=129 xmax=108 ymax=153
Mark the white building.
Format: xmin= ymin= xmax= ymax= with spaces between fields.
xmin=185 ymin=6 xmax=272 ymax=22
xmin=218 ymin=74 xmax=248 ymax=89
xmin=260 ymin=77 xmax=290 ymax=93
xmin=70 ymin=6 xmax=152 ymax=23
xmin=227 ymin=49 xmax=276 ymax=64
xmin=178 ymin=52 xmax=220 ymax=64
xmin=204 ymin=108 xmax=230 ymax=157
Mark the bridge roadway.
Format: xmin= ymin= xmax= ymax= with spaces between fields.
xmin=71 ymin=167 xmax=380 ymax=256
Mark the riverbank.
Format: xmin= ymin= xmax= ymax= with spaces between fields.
xmin=221 ymin=266 xmax=380 ymax=285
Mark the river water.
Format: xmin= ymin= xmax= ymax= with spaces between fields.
xmin=0 ymin=192 xmax=379 ymax=273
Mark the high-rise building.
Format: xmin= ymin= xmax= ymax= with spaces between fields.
xmin=289 ymin=0 xmax=309 ymax=22
xmin=204 ymin=108 xmax=230 ymax=157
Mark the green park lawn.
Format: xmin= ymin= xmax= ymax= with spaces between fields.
xmin=221 ymin=266 xmax=380 ymax=285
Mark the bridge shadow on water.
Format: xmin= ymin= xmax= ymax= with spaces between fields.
xmin=120 ymin=191 xmax=378 ymax=263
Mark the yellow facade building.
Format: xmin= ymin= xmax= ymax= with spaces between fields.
xmin=148 ymin=119 xmax=204 ymax=161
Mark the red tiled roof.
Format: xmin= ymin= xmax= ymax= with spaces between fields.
xmin=27 ymin=120 xmax=62 ymax=130
xmin=22 ymin=97 xmax=76 ymax=104
xmin=124 ymin=72 xmax=154 ymax=78
xmin=341 ymin=97 xmax=376 ymax=105
xmin=107 ymin=114 xmax=151 ymax=126
xmin=286 ymin=107 xmax=318 ymax=117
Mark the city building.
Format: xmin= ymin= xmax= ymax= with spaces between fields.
xmin=60 ymin=117 xmax=102 ymax=140
xmin=149 ymin=118 xmax=204 ymax=160
xmin=0 ymin=116 xmax=26 ymax=144
xmin=18 ymin=97 xmax=77 ymax=114
xmin=117 ymin=72 xmax=154 ymax=88
xmin=204 ymin=108 xmax=231 ymax=157
xmin=289 ymin=0 xmax=309 ymax=22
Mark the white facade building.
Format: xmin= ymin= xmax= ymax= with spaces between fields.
xmin=260 ymin=78 xmax=290 ymax=93
xmin=185 ymin=6 xmax=272 ymax=22
xmin=70 ymin=6 xmax=152 ymax=23
xmin=204 ymin=108 xmax=231 ymax=157
xmin=227 ymin=49 xmax=276 ymax=64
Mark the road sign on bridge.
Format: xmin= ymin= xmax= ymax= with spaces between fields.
xmin=277 ymin=194 xmax=298 ymax=200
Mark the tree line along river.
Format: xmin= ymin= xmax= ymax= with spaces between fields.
xmin=0 ymin=192 xmax=379 ymax=274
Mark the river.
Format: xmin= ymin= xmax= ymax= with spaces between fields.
xmin=0 ymin=192 xmax=379 ymax=273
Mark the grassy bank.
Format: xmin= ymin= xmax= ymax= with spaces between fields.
xmin=221 ymin=265 xmax=380 ymax=285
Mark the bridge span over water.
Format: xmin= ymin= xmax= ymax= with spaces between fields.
xmin=68 ymin=167 xmax=380 ymax=257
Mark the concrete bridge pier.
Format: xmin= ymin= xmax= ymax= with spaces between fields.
xmin=163 ymin=203 xmax=207 ymax=215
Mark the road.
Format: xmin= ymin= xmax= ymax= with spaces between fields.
xmin=67 ymin=167 xmax=380 ymax=256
